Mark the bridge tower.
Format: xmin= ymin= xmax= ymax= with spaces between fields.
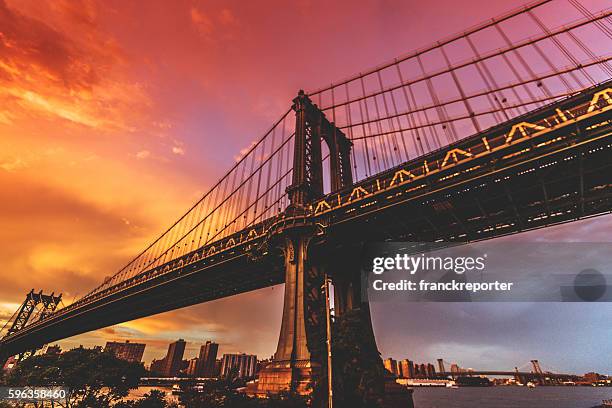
xmin=530 ymin=359 xmax=547 ymax=385
xmin=530 ymin=359 xmax=543 ymax=375
xmin=251 ymin=91 xmax=383 ymax=400
xmin=252 ymin=91 xmax=412 ymax=407
xmin=514 ymin=367 xmax=523 ymax=384
xmin=3 ymin=290 xmax=62 ymax=338
xmin=285 ymin=89 xmax=353 ymax=210
xmin=252 ymin=91 xmax=354 ymax=397
xmin=0 ymin=290 xmax=62 ymax=363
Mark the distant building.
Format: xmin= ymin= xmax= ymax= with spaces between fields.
xmin=104 ymin=340 xmax=146 ymax=363
xmin=220 ymin=353 xmax=257 ymax=379
xmin=196 ymin=341 xmax=219 ymax=377
xmin=584 ymin=372 xmax=604 ymax=383
xmin=400 ymin=361 xmax=435 ymax=378
xmin=161 ymin=339 xmax=186 ymax=377
xmin=214 ymin=359 xmax=222 ymax=377
xmin=418 ymin=363 xmax=427 ymax=378
xmin=383 ymin=358 xmax=399 ymax=377
xmin=426 ymin=363 xmax=436 ymax=378
xmin=179 ymin=359 xmax=190 ymax=374
xmin=399 ymin=359 xmax=414 ymax=379
xmin=186 ymin=358 xmax=199 ymax=376
xmin=150 ymin=358 xmax=166 ymax=375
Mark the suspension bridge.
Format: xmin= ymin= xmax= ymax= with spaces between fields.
xmin=433 ymin=359 xmax=583 ymax=383
xmin=1 ymin=0 xmax=611 ymax=402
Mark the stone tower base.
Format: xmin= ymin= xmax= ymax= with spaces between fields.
xmin=246 ymin=359 xmax=320 ymax=397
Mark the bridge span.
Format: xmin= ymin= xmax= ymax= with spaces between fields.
xmin=2 ymin=81 xmax=610 ymax=361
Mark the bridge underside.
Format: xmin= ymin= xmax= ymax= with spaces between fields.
xmin=322 ymin=122 xmax=611 ymax=247
xmin=0 ymin=252 xmax=283 ymax=358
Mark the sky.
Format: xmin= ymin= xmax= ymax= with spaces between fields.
xmin=0 ymin=0 xmax=611 ymax=374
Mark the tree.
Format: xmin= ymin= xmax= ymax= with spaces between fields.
xmin=4 ymin=347 xmax=146 ymax=408
xmin=179 ymin=376 xmax=257 ymax=408
xmin=133 ymin=390 xmax=172 ymax=408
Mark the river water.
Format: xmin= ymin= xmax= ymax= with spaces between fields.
xmin=411 ymin=387 xmax=611 ymax=408
xmin=129 ymin=385 xmax=610 ymax=407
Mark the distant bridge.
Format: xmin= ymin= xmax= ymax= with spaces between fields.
xmin=439 ymin=371 xmax=580 ymax=380
xmin=435 ymin=359 xmax=583 ymax=382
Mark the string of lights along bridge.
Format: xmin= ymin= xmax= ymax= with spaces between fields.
xmin=1 ymin=0 xmax=611 ymax=400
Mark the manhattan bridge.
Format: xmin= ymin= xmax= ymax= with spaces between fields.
xmin=1 ymin=0 xmax=611 ymax=402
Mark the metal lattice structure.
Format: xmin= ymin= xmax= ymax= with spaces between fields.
xmin=1 ymin=290 xmax=62 ymax=339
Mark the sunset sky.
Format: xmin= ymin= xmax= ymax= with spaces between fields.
xmin=1 ymin=0 xmax=611 ymax=374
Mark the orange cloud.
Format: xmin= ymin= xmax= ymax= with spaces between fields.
xmin=190 ymin=7 xmax=213 ymax=37
xmin=0 ymin=0 xmax=148 ymax=131
xmin=219 ymin=9 xmax=237 ymax=26
xmin=189 ymin=5 xmax=240 ymax=42
xmin=0 ymin=0 xmax=203 ymax=342
xmin=171 ymin=146 xmax=185 ymax=155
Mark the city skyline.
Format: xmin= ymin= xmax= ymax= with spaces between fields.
xmin=97 ymin=337 xmax=262 ymax=369
xmin=1 ymin=0 xmax=611 ymax=376
xmin=43 ymin=336 xmax=610 ymax=379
